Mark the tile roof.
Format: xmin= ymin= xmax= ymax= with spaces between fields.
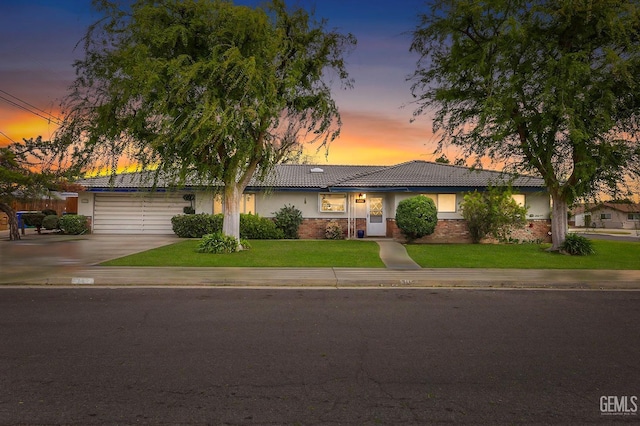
xmin=589 ymin=202 xmax=640 ymax=213
xmin=330 ymin=160 xmax=545 ymax=188
xmin=76 ymin=160 xmax=546 ymax=191
xmin=254 ymin=164 xmax=383 ymax=188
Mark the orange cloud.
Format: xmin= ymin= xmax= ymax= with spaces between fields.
xmin=0 ymin=108 xmax=60 ymax=146
xmin=309 ymin=110 xmax=443 ymax=165
xmin=1 ymin=105 xmax=457 ymax=168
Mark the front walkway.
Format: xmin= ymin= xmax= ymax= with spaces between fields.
xmin=375 ymin=240 xmax=421 ymax=270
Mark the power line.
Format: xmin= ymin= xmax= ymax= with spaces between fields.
xmin=0 ymin=129 xmax=17 ymax=144
xmin=0 ymin=89 xmax=62 ymax=126
xmin=0 ymin=88 xmax=62 ymax=123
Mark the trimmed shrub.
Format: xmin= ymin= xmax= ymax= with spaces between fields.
xmin=325 ymin=220 xmax=345 ymax=239
xmin=42 ymin=214 xmax=60 ymax=230
xmin=197 ymin=232 xmax=241 ymax=254
xmin=172 ymin=213 xmax=283 ymax=239
xmin=561 ymin=233 xmax=595 ymax=256
xmin=59 ymin=215 xmax=89 ymax=235
xmin=273 ymin=204 xmax=303 ymax=239
xmin=172 ymin=213 xmax=222 ymax=238
xmin=395 ymin=195 xmax=438 ymax=242
xmin=460 ymin=188 xmax=528 ymax=243
xmin=240 ymin=213 xmax=284 ymax=239
xmin=21 ymin=213 xmax=45 ymax=229
xmin=42 ymin=209 xmax=57 ymax=216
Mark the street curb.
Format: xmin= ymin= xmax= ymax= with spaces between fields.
xmin=3 ymin=267 xmax=640 ymax=290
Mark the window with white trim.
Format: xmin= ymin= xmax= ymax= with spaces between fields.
xmin=319 ymin=194 xmax=346 ymax=212
xmin=422 ymin=194 xmax=457 ymax=213
xmin=213 ymin=194 xmax=255 ymax=214
xmin=627 ymin=213 xmax=640 ymax=220
xmin=601 ymin=213 xmax=612 ymax=220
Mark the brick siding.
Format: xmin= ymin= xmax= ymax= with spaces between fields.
xmin=388 ymin=219 xmax=552 ymax=244
xmin=298 ymin=218 xmax=365 ymax=239
xmin=299 ymin=217 xmax=551 ymax=243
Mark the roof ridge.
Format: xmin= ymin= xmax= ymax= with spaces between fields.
xmin=276 ymin=163 xmax=384 ymax=168
xmin=326 ymin=164 xmax=391 ymax=186
xmin=405 ymin=159 xmax=546 ymax=179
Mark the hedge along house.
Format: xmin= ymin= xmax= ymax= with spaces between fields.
xmin=75 ymin=160 xmax=552 ymax=242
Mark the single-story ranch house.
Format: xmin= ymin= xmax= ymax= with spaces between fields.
xmin=573 ymin=202 xmax=640 ymax=230
xmin=76 ymin=160 xmax=552 ymax=243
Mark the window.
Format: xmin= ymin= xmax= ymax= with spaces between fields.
xmin=213 ymin=193 xmax=255 ymax=214
xmin=320 ymin=194 xmax=346 ymax=212
xmin=512 ymin=194 xmax=526 ymax=207
xmin=422 ymin=194 xmax=457 ymax=213
xmin=601 ymin=213 xmax=612 ymax=220
xmin=628 ymin=213 xmax=640 ymax=220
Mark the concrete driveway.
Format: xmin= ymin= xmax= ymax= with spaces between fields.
xmin=1 ymin=231 xmax=179 ymax=283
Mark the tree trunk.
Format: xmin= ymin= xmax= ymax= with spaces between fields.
xmin=0 ymin=202 xmax=20 ymax=241
xmin=222 ymin=183 xmax=242 ymax=242
xmin=550 ymin=192 xmax=568 ymax=251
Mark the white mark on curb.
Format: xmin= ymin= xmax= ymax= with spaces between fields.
xmin=71 ymin=277 xmax=95 ymax=285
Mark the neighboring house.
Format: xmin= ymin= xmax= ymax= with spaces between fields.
xmin=75 ymin=160 xmax=552 ymax=242
xmin=582 ymin=202 xmax=640 ymax=230
xmin=570 ymin=203 xmax=601 ymax=227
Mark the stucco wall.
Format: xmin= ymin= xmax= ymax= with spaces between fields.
xmin=77 ymin=192 xmax=94 ymax=221
xmin=192 ymin=189 xmax=550 ymax=221
xmin=392 ymin=191 xmax=550 ymax=220
xmin=588 ymin=207 xmax=640 ymax=229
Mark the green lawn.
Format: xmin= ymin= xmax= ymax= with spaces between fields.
xmin=101 ymin=239 xmax=386 ymax=268
xmin=102 ymin=238 xmax=639 ymax=269
xmin=405 ymin=239 xmax=640 ymax=269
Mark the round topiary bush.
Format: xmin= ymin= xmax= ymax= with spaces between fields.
xmin=59 ymin=214 xmax=89 ymax=235
xmin=42 ymin=214 xmax=60 ymax=230
xmin=395 ymin=195 xmax=438 ymax=242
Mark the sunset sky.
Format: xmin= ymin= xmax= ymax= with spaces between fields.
xmin=0 ymin=0 xmax=443 ymax=166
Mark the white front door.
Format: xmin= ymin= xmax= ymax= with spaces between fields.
xmin=366 ymin=196 xmax=386 ymax=236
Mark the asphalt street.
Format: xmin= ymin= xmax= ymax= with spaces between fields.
xmin=1 ymin=288 xmax=638 ymax=425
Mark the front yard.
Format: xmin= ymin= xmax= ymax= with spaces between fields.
xmin=101 ymin=238 xmax=640 ymax=269
xmin=405 ymin=240 xmax=640 ymax=269
xmin=101 ymin=239 xmax=386 ymax=268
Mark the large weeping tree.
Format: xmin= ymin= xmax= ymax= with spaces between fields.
xmin=58 ymin=0 xmax=355 ymax=241
xmin=410 ymin=0 xmax=640 ymax=250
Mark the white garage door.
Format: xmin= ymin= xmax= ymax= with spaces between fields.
xmin=93 ymin=193 xmax=188 ymax=234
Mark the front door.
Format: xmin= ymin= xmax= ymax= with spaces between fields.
xmin=367 ymin=196 xmax=386 ymax=236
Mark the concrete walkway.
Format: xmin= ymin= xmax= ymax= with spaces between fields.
xmin=376 ymin=240 xmax=421 ymax=270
